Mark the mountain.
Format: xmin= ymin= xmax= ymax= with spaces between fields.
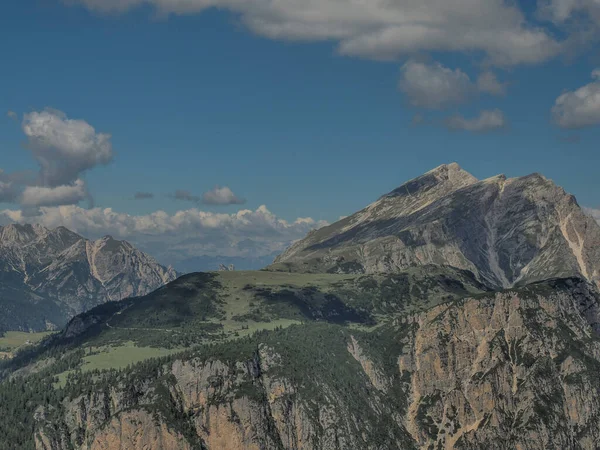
xmin=4 ymin=164 xmax=600 ymax=450
xmin=272 ymin=163 xmax=600 ymax=289
xmin=0 ymin=224 xmax=178 ymax=332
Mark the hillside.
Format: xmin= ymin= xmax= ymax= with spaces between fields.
xmin=3 ymin=273 xmax=600 ymax=449
xmin=0 ymin=224 xmax=178 ymax=332
xmin=52 ymin=266 xmax=488 ymax=348
xmin=273 ymin=163 xmax=600 ymax=290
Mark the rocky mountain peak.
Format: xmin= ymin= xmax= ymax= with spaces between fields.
xmin=272 ymin=164 xmax=600 ymax=290
xmin=0 ymin=223 xmax=47 ymax=244
xmin=384 ymin=162 xmax=477 ymax=200
xmin=0 ymin=224 xmax=179 ymax=331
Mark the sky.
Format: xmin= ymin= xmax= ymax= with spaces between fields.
xmin=1 ymin=0 xmax=600 ymax=268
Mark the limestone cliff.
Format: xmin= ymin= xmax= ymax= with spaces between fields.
xmin=34 ymin=278 xmax=600 ymax=449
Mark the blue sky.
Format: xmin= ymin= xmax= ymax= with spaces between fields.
xmin=1 ymin=0 xmax=600 ymax=266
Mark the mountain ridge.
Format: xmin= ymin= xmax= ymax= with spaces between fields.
xmin=0 ymin=223 xmax=178 ymax=332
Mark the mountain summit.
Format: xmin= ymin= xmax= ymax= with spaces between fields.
xmin=0 ymin=224 xmax=178 ymax=331
xmin=272 ymin=164 xmax=600 ymax=289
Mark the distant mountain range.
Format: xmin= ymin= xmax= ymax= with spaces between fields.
xmin=273 ymin=163 xmax=600 ymax=289
xmin=175 ymin=253 xmax=279 ymax=273
xmin=0 ymin=224 xmax=178 ymax=332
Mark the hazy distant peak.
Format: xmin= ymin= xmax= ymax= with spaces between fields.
xmin=0 ymin=223 xmax=178 ymax=331
xmin=0 ymin=223 xmax=46 ymax=244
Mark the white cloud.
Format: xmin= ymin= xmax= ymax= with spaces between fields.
xmin=0 ymin=204 xmax=328 ymax=264
xmin=63 ymin=0 xmax=562 ymax=66
xmin=552 ymin=69 xmax=600 ymax=128
xmin=202 ymin=186 xmax=245 ymax=205
xmin=399 ymin=60 xmax=474 ymax=110
xmin=476 ymin=71 xmax=507 ymax=96
xmin=399 ymin=61 xmax=507 ymax=110
xmin=444 ymin=109 xmax=507 ymax=133
xmin=23 ymin=109 xmax=113 ymax=186
xmin=20 ymin=179 xmax=88 ymax=208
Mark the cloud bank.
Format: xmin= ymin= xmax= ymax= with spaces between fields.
xmin=20 ymin=179 xmax=88 ymax=208
xmin=0 ymin=204 xmax=328 ymax=265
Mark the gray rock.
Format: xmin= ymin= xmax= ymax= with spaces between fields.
xmin=0 ymin=224 xmax=178 ymax=331
xmin=272 ymin=163 xmax=600 ymax=289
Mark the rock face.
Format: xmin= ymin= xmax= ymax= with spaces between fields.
xmin=398 ymin=278 xmax=600 ymax=449
xmin=0 ymin=224 xmax=178 ymax=331
xmin=273 ymin=163 xmax=600 ymax=290
xmin=33 ymin=278 xmax=600 ymax=449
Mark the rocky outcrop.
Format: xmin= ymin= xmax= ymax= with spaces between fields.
xmin=34 ymin=339 xmax=412 ymax=449
xmin=0 ymin=224 xmax=178 ymax=330
xmin=36 ymin=410 xmax=192 ymax=450
xmin=273 ymin=164 xmax=600 ymax=290
xmin=398 ymin=278 xmax=600 ymax=450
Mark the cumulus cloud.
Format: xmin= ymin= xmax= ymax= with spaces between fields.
xmin=444 ymin=109 xmax=507 ymax=133
xmin=552 ymin=69 xmax=600 ymax=128
xmin=202 ymin=186 xmax=245 ymax=205
xmin=134 ymin=191 xmax=154 ymax=200
xmin=7 ymin=111 xmax=17 ymax=120
xmin=399 ymin=61 xmax=506 ymax=110
xmin=399 ymin=60 xmax=474 ymax=110
xmin=0 ymin=109 xmax=113 ymax=210
xmin=63 ymin=0 xmax=562 ymax=66
xmin=0 ymin=204 xmax=328 ymax=265
xmin=476 ymin=71 xmax=507 ymax=96
xmin=20 ymin=179 xmax=88 ymax=208
xmin=23 ymin=108 xmax=113 ymax=187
